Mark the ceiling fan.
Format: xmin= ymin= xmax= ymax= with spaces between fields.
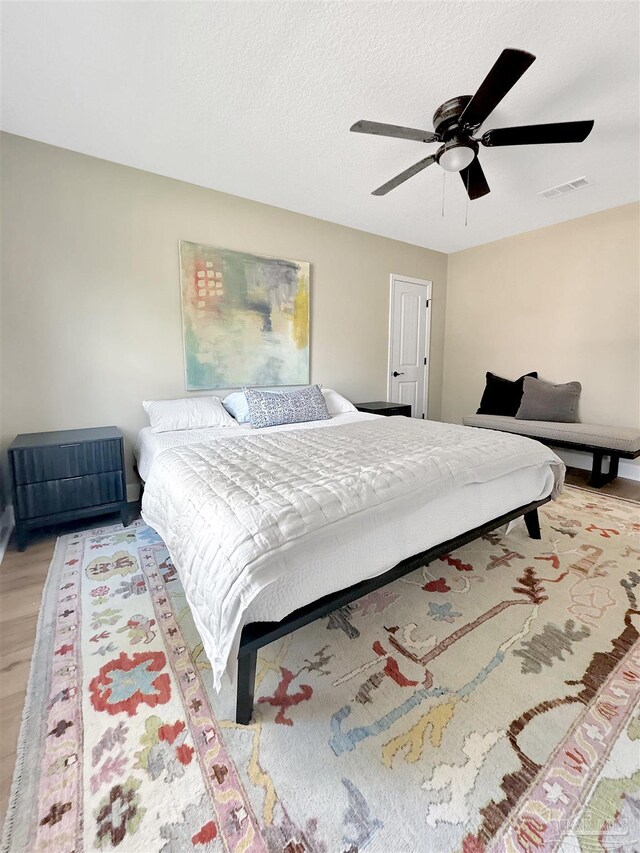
xmin=351 ymin=48 xmax=594 ymax=199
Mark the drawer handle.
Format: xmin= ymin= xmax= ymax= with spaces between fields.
xmin=62 ymin=476 xmax=83 ymax=481
xmin=60 ymin=443 xmax=80 ymax=448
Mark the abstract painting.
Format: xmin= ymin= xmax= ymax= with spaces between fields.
xmin=179 ymin=241 xmax=309 ymax=390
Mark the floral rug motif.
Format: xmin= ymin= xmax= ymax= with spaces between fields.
xmin=2 ymin=486 xmax=640 ymax=852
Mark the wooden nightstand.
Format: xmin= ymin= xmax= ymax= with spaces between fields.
xmin=8 ymin=426 xmax=128 ymax=550
xmin=355 ymin=401 xmax=412 ymax=417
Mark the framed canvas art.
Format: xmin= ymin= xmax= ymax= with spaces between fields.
xmin=179 ymin=241 xmax=310 ymax=390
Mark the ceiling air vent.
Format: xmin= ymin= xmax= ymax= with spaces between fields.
xmin=538 ymin=176 xmax=592 ymax=199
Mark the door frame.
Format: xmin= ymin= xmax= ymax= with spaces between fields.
xmin=387 ymin=274 xmax=432 ymax=418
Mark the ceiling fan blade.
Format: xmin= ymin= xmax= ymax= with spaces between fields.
xmin=459 ymin=48 xmax=536 ymax=130
xmin=459 ymin=158 xmax=490 ymax=200
xmin=481 ymin=120 xmax=594 ymax=147
xmin=372 ymin=155 xmax=437 ymax=196
xmin=351 ymin=120 xmax=438 ymax=144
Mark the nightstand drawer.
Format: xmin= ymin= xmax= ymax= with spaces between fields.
xmin=11 ymin=439 xmax=123 ymax=486
xmin=15 ymin=471 xmax=125 ymax=519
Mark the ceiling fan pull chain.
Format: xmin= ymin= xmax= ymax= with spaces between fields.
xmin=465 ymin=169 xmax=470 ymax=227
xmin=441 ymin=170 xmax=446 ymax=218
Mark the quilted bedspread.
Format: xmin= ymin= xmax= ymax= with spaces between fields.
xmin=141 ymin=417 xmax=564 ymax=687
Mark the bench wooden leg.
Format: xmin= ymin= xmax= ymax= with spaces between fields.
xmin=524 ymin=508 xmax=541 ymax=540
xmin=609 ymin=455 xmax=620 ymax=481
xmin=589 ymin=452 xmax=620 ymax=488
xmin=236 ymin=644 xmax=257 ymax=725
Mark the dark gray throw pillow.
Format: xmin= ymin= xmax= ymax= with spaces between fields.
xmin=515 ymin=376 xmax=582 ymax=423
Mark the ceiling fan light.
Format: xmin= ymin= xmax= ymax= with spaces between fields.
xmin=438 ymin=143 xmax=475 ymax=172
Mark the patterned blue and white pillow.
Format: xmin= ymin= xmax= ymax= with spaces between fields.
xmin=244 ymin=385 xmax=330 ymax=429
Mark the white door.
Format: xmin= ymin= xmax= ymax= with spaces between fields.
xmin=388 ymin=275 xmax=431 ymax=418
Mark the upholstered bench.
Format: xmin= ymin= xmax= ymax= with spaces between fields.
xmin=462 ymin=415 xmax=640 ymax=488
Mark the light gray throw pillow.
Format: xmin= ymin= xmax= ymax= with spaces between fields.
xmin=515 ymin=376 xmax=582 ymax=423
xmin=244 ymin=385 xmax=330 ymax=428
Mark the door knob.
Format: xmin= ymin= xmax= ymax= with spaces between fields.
xmin=392 ymin=371 xmax=404 ymax=377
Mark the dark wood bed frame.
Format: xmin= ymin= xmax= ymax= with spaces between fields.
xmin=234 ymin=496 xmax=549 ymax=724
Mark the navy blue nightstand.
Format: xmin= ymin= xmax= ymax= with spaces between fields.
xmin=8 ymin=426 xmax=128 ymax=550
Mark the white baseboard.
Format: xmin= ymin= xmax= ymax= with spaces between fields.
xmin=0 ymin=505 xmax=15 ymax=565
xmin=554 ymin=448 xmax=640 ymax=482
xmin=127 ymin=482 xmax=142 ymax=502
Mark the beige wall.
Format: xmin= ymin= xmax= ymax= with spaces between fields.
xmin=3 ymin=133 xmax=637 ymax=495
xmin=0 ymin=133 xmax=447 ymax=490
xmin=442 ymin=202 xmax=640 ymax=476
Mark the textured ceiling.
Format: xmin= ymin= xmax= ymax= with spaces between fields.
xmin=2 ymin=1 xmax=638 ymax=253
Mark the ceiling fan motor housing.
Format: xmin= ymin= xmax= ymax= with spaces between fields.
xmin=432 ymin=95 xmax=474 ymax=138
xmin=433 ymin=96 xmax=479 ymax=172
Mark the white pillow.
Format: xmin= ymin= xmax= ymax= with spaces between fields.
xmin=142 ymin=396 xmax=238 ymax=433
xmin=321 ymin=388 xmax=357 ymax=415
xmin=222 ymin=391 xmax=251 ymax=424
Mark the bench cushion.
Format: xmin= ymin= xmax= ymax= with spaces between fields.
xmin=462 ymin=415 xmax=640 ymax=455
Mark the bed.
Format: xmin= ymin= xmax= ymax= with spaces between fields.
xmin=137 ymin=412 xmax=564 ymax=723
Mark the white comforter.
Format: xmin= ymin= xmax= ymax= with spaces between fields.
xmin=141 ymin=416 xmax=564 ymax=688
xmin=135 ymin=411 xmax=379 ymax=482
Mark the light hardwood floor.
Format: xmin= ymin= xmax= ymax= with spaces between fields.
xmin=1 ymin=470 xmax=639 ymax=826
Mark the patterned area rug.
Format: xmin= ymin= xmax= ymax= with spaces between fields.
xmin=2 ymin=486 xmax=640 ymax=853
